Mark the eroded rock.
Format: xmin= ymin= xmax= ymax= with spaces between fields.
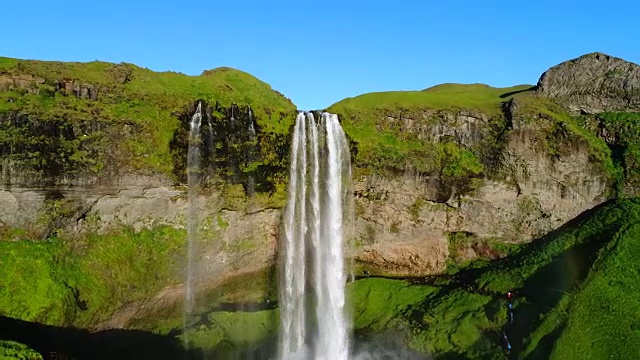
xmin=536 ymin=52 xmax=640 ymax=113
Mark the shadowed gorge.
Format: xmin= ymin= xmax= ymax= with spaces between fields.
xmin=2 ymin=52 xmax=640 ymax=359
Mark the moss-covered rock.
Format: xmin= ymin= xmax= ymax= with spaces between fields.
xmin=0 ymin=57 xmax=296 ymax=186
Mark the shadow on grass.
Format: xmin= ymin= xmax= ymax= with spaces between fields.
xmin=195 ymin=264 xmax=280 ymax=360
xmin=401 ymin=200 xmax=620 ymax=358
xmin=523 ymin=322 xmax=567 ymax=360
xmin=499 ymin=86 xmax=537 ymax=99
xmin=507 ymin=237 xmax=606 ymax=357
xmin=0 ymin=315 xmax=198 ymax=360
xmin=405 ymin=200 xmax=615 ymax=298
xmin=204 ymin=337 xmax=277 ymax=360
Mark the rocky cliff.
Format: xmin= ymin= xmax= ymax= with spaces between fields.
xmin=537 ymin=52 xmax=640 ymax=114
xmin=2 ymin=52 xmax=640 ymax=329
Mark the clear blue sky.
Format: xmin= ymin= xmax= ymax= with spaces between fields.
xmin=3 ymin=1 xmax=639 ymax=110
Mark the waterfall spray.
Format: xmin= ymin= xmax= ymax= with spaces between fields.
xmin=278 ymin=112 xmax=352 ymax=360
xmin=184 ymin=101 xmax=203 ymax=348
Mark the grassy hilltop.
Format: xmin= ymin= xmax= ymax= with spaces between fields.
xmin=327 ymin=83 xmax=533 ymax=177
xmin=0 ymin=57 xmax=296 ymax=181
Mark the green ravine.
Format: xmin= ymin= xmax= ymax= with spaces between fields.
xmin=3 ymin=54 xmax=640 ymax=359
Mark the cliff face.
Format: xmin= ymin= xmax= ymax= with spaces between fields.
xmin=343 ymin=96 xmax=609 ymax=276
xmin=1 ymin=52 xmax=640 ymax=328
xmin=0 ymin=57 xmax=296 ymax=187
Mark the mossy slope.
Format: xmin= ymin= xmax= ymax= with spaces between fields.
xmin=0 ymin=340 xmax=42 ymax=360
xmin=0 ymin=56 xmax=297 ymax=183
xmin=0 ymin=226 xmax=185 ymax=328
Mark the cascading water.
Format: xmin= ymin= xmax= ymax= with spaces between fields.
xmin=184 ymin=101 xmax=203 ymax=348
xmin=279 ymin=112 xmax=352 ymax=360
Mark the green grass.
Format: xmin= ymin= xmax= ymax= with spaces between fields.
xmin=182 ymin=309 xmax=278 ymax=351
xmin=548 ymin=221 xmax=640 ymax=359
xmin=0 ymin=239 xmax=71 ymax=325
xmin=0 ymin=58 xmax=295 ymax=120
xmin=0 ymin=341 xmax=42 ymax=360
xmin=0 ymin=225 xmax=186 ymax=328
xmin=331 ymin=83 xmax=533 ymax=117
xmin=347 ymin=278 xmax=437 ymax=331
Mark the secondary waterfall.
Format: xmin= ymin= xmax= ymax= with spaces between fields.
xmin=184 ymin=101 xmax=203 ymax=348
xmin=278 ymin=112 xmax=352 ymax=360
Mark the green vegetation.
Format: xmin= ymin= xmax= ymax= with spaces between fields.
xmin=508 ymin=94 xmax=621 ymax=187
xmin=545 ymin=220 xmax=640 ymax=359
xmin=0 ymin=341 xmax=42 ymax=360
xmin=328 ymin=84 xmax=534 ymax=177
xmin=348 ymin=278 xmax=437 ymax=331
xmin=322 ymin=198 xmax=639 ymax=359
xmin=182 ymin=197 xmax=636 ymax=359
xmin=408 ymin=198 xmax=425 ymax=222
xmin=0 ymin=57 xmax=296 ymax=183
xmin=0 ymin=225 xmax=186 ymax=327
xmin=3 ymin=198 xmax=639 ymax=359
xmin=183 ymin=309 xmax=278 ymax=352
xmin=328 ymin=82 xmax=640 ymax=201
xmin=445 ymin=231 xmax=517 ymax=265
xmin=577 ymin=111 xmax=640 ymax=194
xmin=332 ymin=83 xmax=532 ymax=117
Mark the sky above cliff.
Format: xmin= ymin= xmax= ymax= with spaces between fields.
xmin=3 ymin=0 xmax=639 ymax=110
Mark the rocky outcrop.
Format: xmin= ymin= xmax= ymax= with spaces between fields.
xmin=536 ymin=52 xmax=640 ymax=114
xmin=349 ymin=136 xmax=607 ymax=276
xmin=0 ymin=74 xmax=45 ymax=93
xmin=381 ymin=109 xmax=490 ymax=147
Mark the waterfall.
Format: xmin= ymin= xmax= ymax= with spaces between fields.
xmin=184 ymin=101 xmax=203 ymax=348
xmin=247 ymin=107 xmax=256 ymax=196
xmin=279 ymin=112 xmax=352 ymax=360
